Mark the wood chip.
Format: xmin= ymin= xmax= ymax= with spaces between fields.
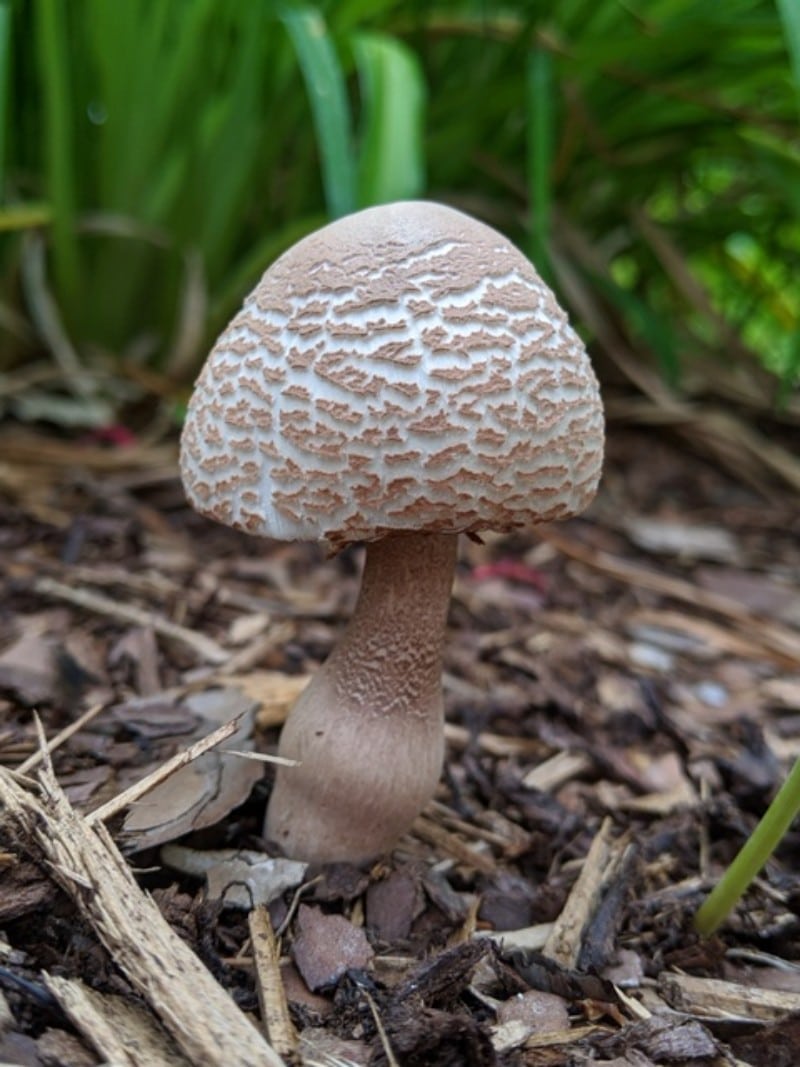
xmin=474 ymin=923 xmax=553 ymax=953
xmin=410 ymin=814 xmax=496 ymax=873
xmin=543 ymin=817 xmax=623 ymax=969
xmin=224 ymin=671 xmax=311 ymax=728
xmin=522 ymin=751 xmax=593 ymax=792
xmin=762 ymin=677 xmax=800 ymax=711
xmin=0 ymin=763 xmax=284 ymax=1066
xmin=366 ymin=868 xmax=425 ymax=942
xmin=525 ymin=1023 xmax=613 ymax=1049
xmin=660 ymin=972 xmax=800 ymax=1022
xmin=627 ymin=608 xmax=765 ymax=661
xmin=43 ymin=976 xmax=190 ymax=1066
xmin=292 ymin=905 xmax=374 ymax=992
xmin=623 ymin=515 xmax=740 ymax=562
xmin=443 ymin=721 xmax=545 ymax=759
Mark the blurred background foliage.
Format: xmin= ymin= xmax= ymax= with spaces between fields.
xmin=1 ymin=0 xmax=798 ymax=456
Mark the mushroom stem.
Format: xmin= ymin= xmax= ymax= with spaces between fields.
xmin=265 ymin=531 xmax=458 ymax=864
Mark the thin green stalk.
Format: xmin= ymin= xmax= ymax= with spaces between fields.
xmin=0 ymin=0 xmax=11 ymax=196
xmin=36 ymin=0 xmax=80 ymax=309
xmin=776 ymin=0 xmax=800 ymax=108
xmin=695 ymin=757 xmax=800 ymax=938
xmin=281 ymin=6 xmax=357 ymax=219
xmin=526 ymin=45 xmax=553 ymax=279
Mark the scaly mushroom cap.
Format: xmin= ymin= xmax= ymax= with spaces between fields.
xmin=180 ymin=201 xmax=604 ymax=549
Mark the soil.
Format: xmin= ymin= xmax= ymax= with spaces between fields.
xmin=1 ymin=422 xmax=799 ymax=1066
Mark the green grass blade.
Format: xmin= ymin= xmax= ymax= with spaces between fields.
xmin=0 ymin=0 xmax=10 ymax=194
xmin=195 ymin=5 xmax=269 ymax=269
xmin=696 ymin=757 xmax=800 ymax=937
xmin=353 ymin=31 xmax=426 ymax=206
xmin=281 ymin=6 xmax=357 ymax=218
xmin=36 ymin=0 xmax=80 ymax=308
xmin=600 ymin=274 xmax=681 ymax=386
xmin=776 ymin=0 xmax=800 ymax=105
xmin=0 ymin=201 xmax=51 ymax=230
xmin=527 ymin=46 xmax=553 ymax=278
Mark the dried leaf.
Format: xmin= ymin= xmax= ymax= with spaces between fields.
xmin=0 ymin=629 xmax=59 ymax=706
xmin=225 ymin=670 xmax=311 ymax=729
xmin=121 ymin=688 xmax=264 ymax=850
xmin=109 ymin=627 xmax=162 ymax=697
xmin=161 ymin=844 xmax=307 ymax=910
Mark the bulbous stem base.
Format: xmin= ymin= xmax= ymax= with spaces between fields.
xmin=265 ymin=531 xmax=458 ymax=864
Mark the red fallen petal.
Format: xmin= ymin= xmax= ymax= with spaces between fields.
xmin=471 ymin=559 xmax=548 ymax=592
xmin=82 ymin=425 xmax=138 ymax=448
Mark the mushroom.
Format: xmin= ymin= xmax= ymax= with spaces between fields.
xmin=180 ymin=200 xmax=604 ymax=864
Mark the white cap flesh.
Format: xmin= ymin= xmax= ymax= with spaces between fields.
xmin=180 ymin=200 xmax=604 ymax=550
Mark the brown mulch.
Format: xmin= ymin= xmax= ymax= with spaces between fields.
xmin=1 ymin=421 xmax=800 ymax=1066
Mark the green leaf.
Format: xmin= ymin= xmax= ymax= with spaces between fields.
xmin=281 ymin=6 xmax=357 ymax=218
xmin=353 ymin=31 xmax=426 ymax=206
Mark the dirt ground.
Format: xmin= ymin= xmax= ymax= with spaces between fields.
xmin=1 ymin=421 xmax=799 ymax=1066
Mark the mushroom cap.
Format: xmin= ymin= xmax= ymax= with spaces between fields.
xmin=180 ymin=200 xmax=604 ymax=549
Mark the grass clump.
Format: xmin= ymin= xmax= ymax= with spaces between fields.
xmin=0 ymin=0 xmax=797 ymax=417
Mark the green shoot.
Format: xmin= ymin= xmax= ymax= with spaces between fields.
xmin=695 ymin=757 xmax=800 ymax=938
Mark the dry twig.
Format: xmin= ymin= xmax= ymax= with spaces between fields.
xmin=17 ymin=704 xmax=107 ymax=775
xmin=248 ymin=905 xmax=300 ymax=1065
xmin=34 ymin=575 xmax=229 ymax=664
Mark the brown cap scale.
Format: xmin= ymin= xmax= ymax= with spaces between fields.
xmin=180 ymin=201 xmax=604 ymax=864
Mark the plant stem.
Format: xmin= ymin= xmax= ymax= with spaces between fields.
xmin=695 ymin=756 xmax=800 ymax=937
